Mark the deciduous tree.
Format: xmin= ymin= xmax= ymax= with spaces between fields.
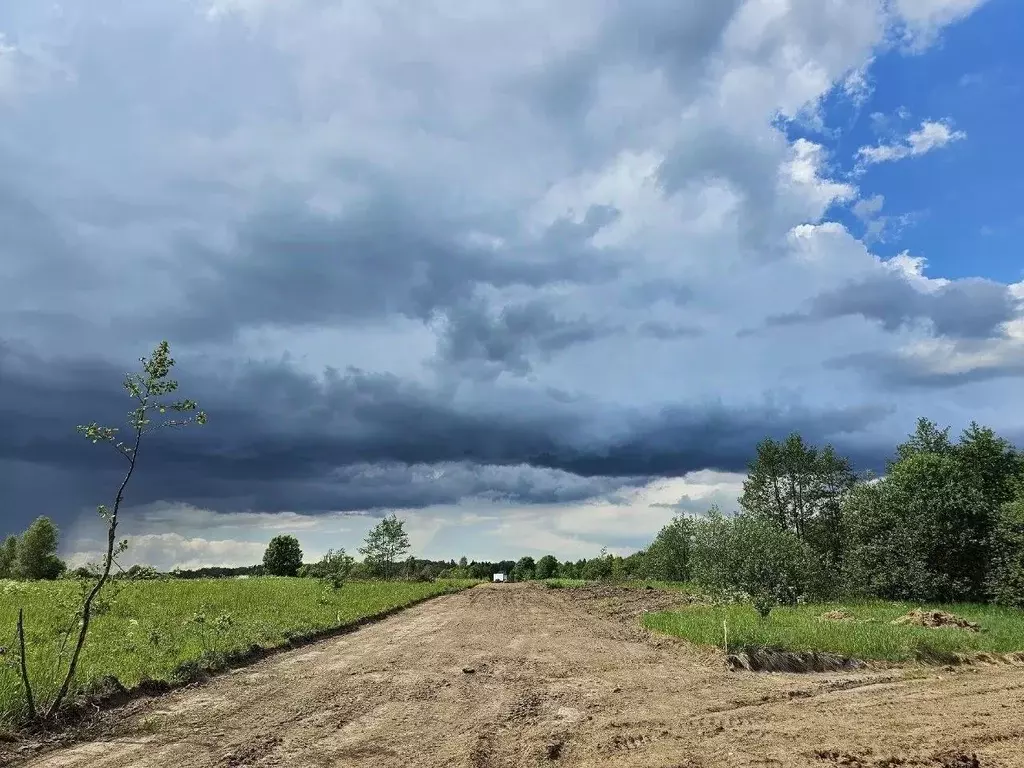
xmin=358 ymin=514 xmax=411 ymax=580
xmin=534 ymin=554 xmax=559 ymax=580
xmin=262 ymin=535 xmax=304 ymax=577
xmin=15 ymin=516 xmax=65 ymax=580
xmin=740 ymin=433 xmax=856 ymax=568
xmin=19 ymin=341 xmax=206 ymax=721
xmin=0 ymin=535 xmax=18 ymax=579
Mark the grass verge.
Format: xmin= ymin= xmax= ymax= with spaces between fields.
xmin=643 ymin=600 xmax=1024 ymax=663
xmin=0 ymin=577 xmax=476 ymax=732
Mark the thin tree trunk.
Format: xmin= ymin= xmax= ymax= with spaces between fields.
xmin=46 ymin=429 xmax=140 ymax=719
xmin=17 ymin=608 xmax=36 ymax=721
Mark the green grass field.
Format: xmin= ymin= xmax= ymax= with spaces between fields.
xmin=0 ymin=577 xmax=476 ymax=730
xmin=644 ymin=600 xmax=1024 ymax=662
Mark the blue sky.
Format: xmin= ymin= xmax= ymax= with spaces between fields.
xmin=815 ymin=0 xmax=1022 ymax=281
xmin=1 ymin=0 xmax=1022 ymax=569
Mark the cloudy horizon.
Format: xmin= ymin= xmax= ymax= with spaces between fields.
xmin=2 ymin=0 xmax=1022 ymax=570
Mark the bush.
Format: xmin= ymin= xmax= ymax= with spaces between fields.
xmin=691 ymin=510 xmax=828 ymax=617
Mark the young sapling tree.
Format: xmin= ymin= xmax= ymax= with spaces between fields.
xmin=17 ymin=341 xmax=206 ymax=721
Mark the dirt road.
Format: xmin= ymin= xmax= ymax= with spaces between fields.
xmin=13 ymin=584 xmax=1024 ymax=767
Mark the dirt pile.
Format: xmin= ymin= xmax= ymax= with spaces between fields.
xmin=891 ymin=610 xmax=980 ymax=632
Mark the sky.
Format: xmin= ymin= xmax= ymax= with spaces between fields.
xmin=1 ymin=0 xmax=1022 ymax=570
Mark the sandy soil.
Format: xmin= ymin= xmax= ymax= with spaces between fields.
xmin=9 ymin=583 xmax=1024 ymax=768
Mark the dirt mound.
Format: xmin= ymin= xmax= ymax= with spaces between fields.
xmin=892 ymin=610 xmax=980 ymax=632
xmin=727 ymin=647 xmax=867 ymax=673
xmin=820 ymin=609 xmax=857 ymax=622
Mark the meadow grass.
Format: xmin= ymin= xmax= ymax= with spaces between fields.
xmin=541 ymin=578 xmax=588 ymax=588
xmin=0 ymin=577 xmax=476 ymax=731
xmin=644 ymin=599 xmax=1024 ymax=662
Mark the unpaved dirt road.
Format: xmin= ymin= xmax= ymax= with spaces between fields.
xmin=11 ymin=584 xmax=1024 ymax=767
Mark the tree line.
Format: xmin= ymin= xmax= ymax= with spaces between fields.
xmin=622 ymin=418 xmax=1024 ymax=615
xmin=7 ymin=416 xmax=1024 ymax=620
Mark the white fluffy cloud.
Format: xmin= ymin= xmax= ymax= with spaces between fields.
xmin=891 ymin=0 xmax=991 ymax=50
xmin=856 ymin=119 xmax=967 ymax=165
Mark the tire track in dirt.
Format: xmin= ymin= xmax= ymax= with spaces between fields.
xmin=8 ymin=583 xmax=1024 ymax=768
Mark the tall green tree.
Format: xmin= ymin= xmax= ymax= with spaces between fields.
xmin=512 ymin=555 xmax=536 ymax=581
xmin=892 ymin=417 xmax=953 ymax=463
xmin=846 ymin=418 xmax=1021 ymax=603
xmin=844 ymin=449 xmax=988 ymax=602
xmin=262 ymin=535 xmax=304 ymax=577
xmin=0 ymin=535 xmax=18 ymax=579
xmin=644 ymin=514 xmax=694 ymax=582
xmin=739 ymin=433 xmax=856 ymax=566
xmin=534 ymin=554 xmax=559 ymax=580
xmin=955 ymin=421 xmax=1022 ymax=513
xmin=358 ymin=513 xmax=410 ymax=580
xmin=15 ymin=516 xmax=66 ymax=580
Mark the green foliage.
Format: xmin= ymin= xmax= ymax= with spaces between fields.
xmin=581 ymin=549 xmax=612 ymax=581
xmin=117 ymin=564 xmax=161 ymax=581
xmin=843 ymin=418 xmax=1019 ymax=603
xmin=740 ymin=433 xmax=856 ymax=568
xmin=512 ymin=556 xmax=536 ymax=581
xmin=0 ymin=536 xmax=18 ymax=579
xmin=893 ymin=417 xmax=953 ymax=463
xmin=989 ymin=488 xmax=1024 ymax=608
xmin=15 ymin=517 xmax=66 ymax=581
xmin=358 ymin=514 xmax=411 ymax=581
xmin=300 ymin=549 xmax=355 ymax=589
xmin=262 ymin=535 xmax=304 ymax=577
xmin=691 ymin=508 xmax=826 ymax=616
xmin=534 ymin=555 xmax=559 ymax=580
xmin=643 ymin=515 xmax=693 ymax=582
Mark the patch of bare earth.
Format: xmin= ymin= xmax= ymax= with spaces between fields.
xmin=892 ymin=611 xmax=982 ymax=632
xmin=5 ymin=583 xmax=1024 ymax=768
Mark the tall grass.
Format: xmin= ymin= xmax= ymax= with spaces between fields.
xmin=0 ymin=577 xmax=475 ymax=731
xmin=644 ymin=600 xmax=1024 ymax=662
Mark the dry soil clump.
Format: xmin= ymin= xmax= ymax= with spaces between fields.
xmin=891 ymin=610 xmax=980 ymax=632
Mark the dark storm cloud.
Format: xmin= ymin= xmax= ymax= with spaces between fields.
xmin=437 ymin=298 xmax=616 ymax=376
xmin=0 ymin=341 xmax=894 ymax=532
xmin=766 ymin=272 xmax=1019 ymax=339
xmin=168 ymin=195 xmax=622 ymax=344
